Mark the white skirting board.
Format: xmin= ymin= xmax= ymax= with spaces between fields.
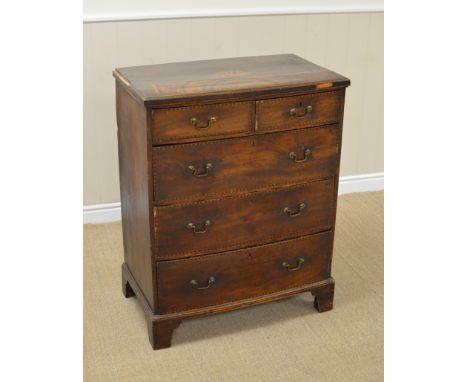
xmin=83 ymin=172 xmax=383 ymax=224
xmin=337 ymin=172 xmax=384 ymax=195
xmin=83 ymin=202 xmax=122 ymax=224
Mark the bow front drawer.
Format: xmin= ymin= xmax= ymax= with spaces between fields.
xmin=151 ymin=101 xmax=254 ymax=144
xmin=153 ymin=125 xmax=339 ymax=204
xmin=256 ymin=91 xmax=343 ymax=132
xmin=153 ymin=179 xmax=334 ymax=259
xmin=156 ymin=231 xmax=331 ymax=313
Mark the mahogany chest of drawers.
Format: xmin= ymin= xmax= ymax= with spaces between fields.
xmin=114 ymin=54 xmax=350 ymax=349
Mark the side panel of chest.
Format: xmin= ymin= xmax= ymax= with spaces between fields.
xmin=116 ymin=85 xmax=157 ymax=311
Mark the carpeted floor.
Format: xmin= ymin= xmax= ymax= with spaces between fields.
xmin=84 ymin=191 xmax=383 ymax=382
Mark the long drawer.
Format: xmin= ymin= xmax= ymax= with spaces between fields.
xmin=153 ymin=179 xmax=335 ymax=259
xmin=153 ymin=125 xmax=338 ymax=204
xmin=156 ymin=231 xmax=332 ymax=313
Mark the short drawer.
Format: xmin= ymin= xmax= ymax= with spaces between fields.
xmin=153 ymin=179 xmax=335 ymax=258
xmin=256 ymin=91 xmax=343 ymax=132
xmin=151 ymin=101 xmax=254 ymax=144
xmin=153 ymin=125 xmax=339 ymax=204
xmin=156 ymin=231 xmax=332 ymax=313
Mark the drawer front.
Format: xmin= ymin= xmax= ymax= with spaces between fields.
xmin=256 ymin=91 xmax=343 ymax=132
xmin=157 ymin=231 xmax=332 ymax=313
xmin=153 ymin=125 xmax=339 ymax=204
xmin=154 ymin=179 xmax=335 ymax=258
xmin=151 ymin=101 xmax=254 ymax=144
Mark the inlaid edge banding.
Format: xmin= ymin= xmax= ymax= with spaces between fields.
xmin=155 ymin=225 xmax=334 ymax=259
xmin=152 ymin=123 xmax=338 ymax=151
xmin=153 ymin=177 xmax=335 ymax=209
xmin=151 ymin=101 xmax=254 ymax=143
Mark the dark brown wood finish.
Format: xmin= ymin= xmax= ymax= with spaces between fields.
xmin=325 ymin=90 xmax=348 ymax=293
xmin=122 ymin=262 xmax=335 ymax=350
xmin=116 ymin=84 xmax=157 ymax=311
xmin=151 ymin=101 xmax=254 ymax=144
xmin=153 ymin=125 xmax=338 ymax=204
xmin=154 ymin=179 xmax=334 ymax=258
xmin=114 ymin=54 xmax=349 ymax=107
xmin=115 ymin=54 xmax=350 ymax=349
xmin=256 ymin=91 xmax=343 ymax=132
xmin=313 ymin=288 xmax=335 ymax=312
xmin=157 ymin=232 xmax=331 ymax=313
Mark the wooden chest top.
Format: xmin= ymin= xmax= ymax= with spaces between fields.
xmin=113 ymin=54 xmax=350 ymax=106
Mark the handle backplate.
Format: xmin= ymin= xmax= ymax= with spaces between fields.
xmin=289 ymin=148 xmax=311 ymax=163
xmin=283 ymin=203 xmax=307 ymax=217
xmin=190 ymin=276 xmax=216 ymax=290
xmin=190 ymin=116 xmax=217 ymax=130
xmin=188 ymin=163 xmax=213 ymax=177
xmin=289 ymin=105 xmax=312 ymax=118
xmin=282 ymin=257 xmax=305 ymax=271
xmin=187 ymin=220 xmax=211 ymax=234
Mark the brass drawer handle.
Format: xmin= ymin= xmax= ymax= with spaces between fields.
xmin=283 ymin=203 xmax=307 ymax=217
xmin=289 ymin=148 xmax=311 ymax=163
xmin=187 ymin=220 xmax=211 ymax=234
xmin=289 ymin=105 xmax=312 ymax=118
xmin=190 ymin=116 xmax=217 ymax=130
xmin=282 ymin=257 xmax=305 ymax=271
xmin=190 ymin=276 xmax=216 ymax=290
xmin=188 ymin=163 xmax=213 ymax=177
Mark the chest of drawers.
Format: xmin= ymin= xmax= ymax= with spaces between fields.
xmin=114 ymin=54 xmax=350 ymax=349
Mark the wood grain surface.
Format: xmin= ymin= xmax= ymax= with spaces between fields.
xmin=114 ymin=54 xmax=350 ymax=106
xmin=115 ymin=55 xmax=350 ymax=349
xmin=153 ymin=125 xmax=339 ymax=204
xmin=151 ymin=101 xmax=254 ymax=144
xmin=116 ymin=84 xmax=157 ymax=310
xmin=153 ymin=179 xmax=335 ymax=258
xmin=156 ymin=231 xmax=331 ymax=313
xmin=256 ymin=90 xmax=344 ymax=132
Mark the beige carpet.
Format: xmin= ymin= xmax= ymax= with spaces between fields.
xmin=84 ymin=191 xmax=383 ymax=382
